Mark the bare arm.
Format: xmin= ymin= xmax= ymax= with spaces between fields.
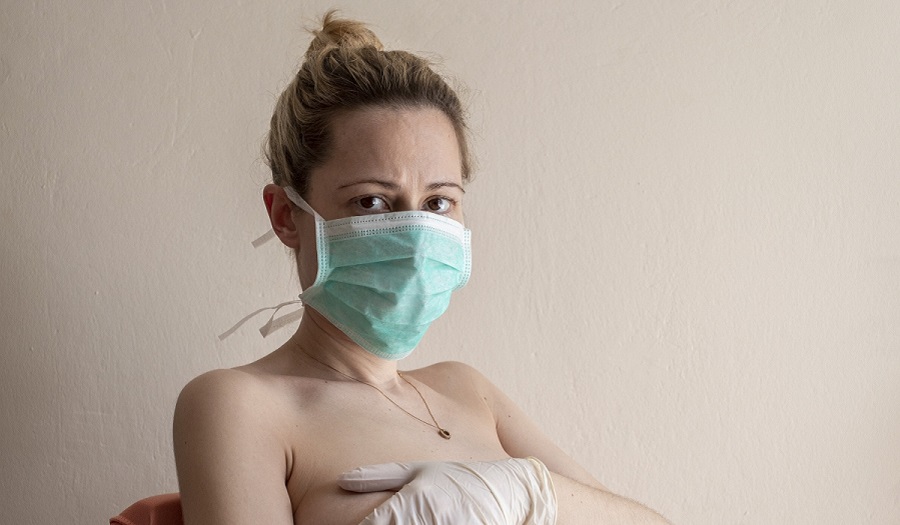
xmin=551 ymin=472 xmax=671 ymax=524
xmin=461 ymin=362 xmax=672 ymax=524
xmin=173 ymin=369 xmax=294 ymax=525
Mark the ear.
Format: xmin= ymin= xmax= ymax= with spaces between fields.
xmin=263 ymin=184 xmax=301 ymax=249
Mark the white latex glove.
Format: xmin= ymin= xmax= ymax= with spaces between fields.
xmin=338 ymin=457 xmax=558 ymax=525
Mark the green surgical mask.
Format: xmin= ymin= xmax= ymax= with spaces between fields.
xmin=285 ymin=187 xmax=472 ymax=360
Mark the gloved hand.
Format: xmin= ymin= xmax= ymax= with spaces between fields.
xmin=338 ymin=457 xmax=558 ymax=525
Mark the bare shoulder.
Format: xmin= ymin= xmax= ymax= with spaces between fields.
xmin=174 ymin=368 xmax=295 ymax=524
xmin=407 ymin=360 xmax=496 ymax=396
xmin=173 ymin=365 xmax=303 ymax=452
xmin=177 ymin=367 xmax=260 ymax=399
xmin=175 ymin=368 xmax=273 ymax=426
xmin=173 ymin=368 xmax=290 ymax=467
xmin=411 ymin=360 xmax=484 ymax=379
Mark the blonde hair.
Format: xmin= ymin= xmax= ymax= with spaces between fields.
xmin=266 ymin=11 xmax=472 ymax=196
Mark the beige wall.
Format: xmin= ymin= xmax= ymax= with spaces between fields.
xmin=2 ymin=1 xmax=899 ymax=523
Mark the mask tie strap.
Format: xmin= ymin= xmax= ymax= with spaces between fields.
xmin=251 ymin=229 xmax=277 ymax=248
xmin=250 ymin=186 xmax=320 ymax=248
xmin=220 ymin=185 xmax=319 ymax=340
xmin=217 ymin=297 xmax=304 ymax=341
xmin=283 ymin=186 xmax=323 ymax=220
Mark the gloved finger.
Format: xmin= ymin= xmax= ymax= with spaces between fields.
xmin=338 ymin=462 xmax=420 ymax=493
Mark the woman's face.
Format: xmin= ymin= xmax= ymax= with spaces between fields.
xmin=295 ymin=105 xmax=466 ymax=289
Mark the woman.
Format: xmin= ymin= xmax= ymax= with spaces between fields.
xmin=174 ymin=12 xmax=670 ymax=525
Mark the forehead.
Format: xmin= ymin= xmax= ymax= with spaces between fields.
xmin=312 ymin=105 xmax=463 ymax=190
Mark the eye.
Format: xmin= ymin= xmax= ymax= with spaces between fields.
xmin=354 ymin=196 xmax=390 ymax=213
xmin=424 ymin=196 xmax=454 ymax=214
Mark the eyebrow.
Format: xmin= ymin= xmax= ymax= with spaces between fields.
xmin=338 ymin=179 xmax=466 ymax=193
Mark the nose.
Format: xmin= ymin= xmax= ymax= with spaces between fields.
xmin=392 ymin=195 xmax=420 ymax=212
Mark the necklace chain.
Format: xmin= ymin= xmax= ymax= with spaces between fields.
xmin=301 ymin=350 xmax=451 ymax=440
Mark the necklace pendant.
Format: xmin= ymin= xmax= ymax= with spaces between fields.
xmin=438 ymin=428 xmax=451 ymax=439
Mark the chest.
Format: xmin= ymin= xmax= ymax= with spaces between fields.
xmin=283 ymin=382 xmax=510 ymax=524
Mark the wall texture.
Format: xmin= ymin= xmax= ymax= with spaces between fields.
xmin=2 ymin=1 xmax=899 ymax=523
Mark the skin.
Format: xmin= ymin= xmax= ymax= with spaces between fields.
xmin=174 ymin=106 xmax=670 ymax=524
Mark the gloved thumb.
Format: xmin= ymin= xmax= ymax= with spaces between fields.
xmin=338 ymin=462 xmax=420 ymax=493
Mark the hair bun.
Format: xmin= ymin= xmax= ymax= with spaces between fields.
xmin=268 ymin=10 xmax=471 ymax=195
xmin=306 ymin=10 xmax=383 ymax=60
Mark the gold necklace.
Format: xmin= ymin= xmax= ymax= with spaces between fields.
xmin=302 ymin=350 xmax=451 ymax=440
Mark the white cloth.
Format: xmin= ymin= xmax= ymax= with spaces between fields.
xmin=338 ymin=457 xmax=558 ymax=525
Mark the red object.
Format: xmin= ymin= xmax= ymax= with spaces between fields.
xmin=110 ymin=493 xmax=183 ymax=525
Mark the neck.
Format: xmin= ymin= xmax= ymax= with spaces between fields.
xmin=288 ymin=308 xmax=400 ymax=386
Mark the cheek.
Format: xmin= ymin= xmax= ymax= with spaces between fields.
xmin=449 ymin=205 xmax=465 ymax=225
xmin=297 ymin=218 xmax=320 ymax=289
xmin=297 ymin=250 xmax=318 ymax=290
